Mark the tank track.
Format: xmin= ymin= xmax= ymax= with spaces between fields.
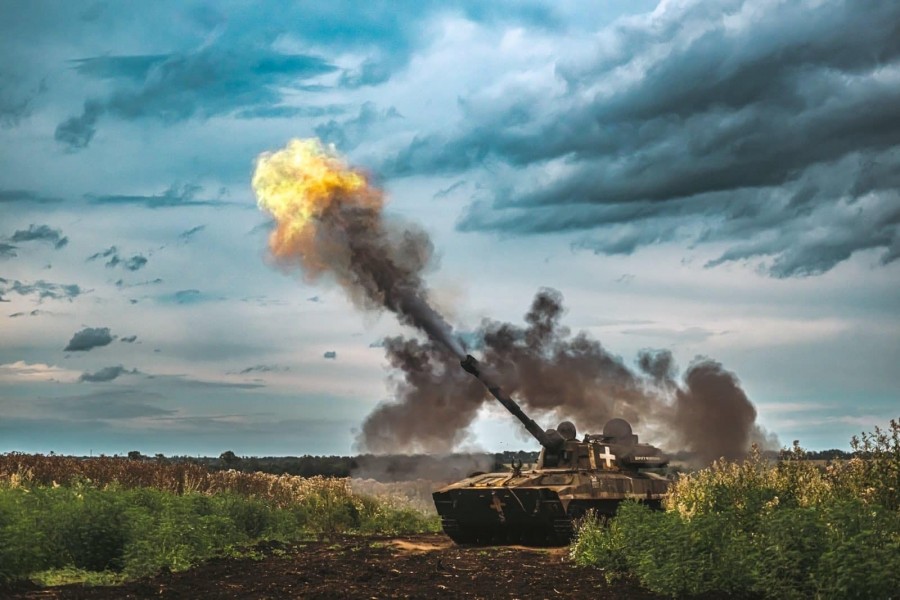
xmin=441 ymin=517 xmax=573 ymax=546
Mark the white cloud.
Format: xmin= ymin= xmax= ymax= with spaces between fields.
xmin=0 ymin=360 xmax=80 ymax=383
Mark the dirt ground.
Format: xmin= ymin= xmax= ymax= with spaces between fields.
xmin=3 ymin=534 xmax=669 ymax=600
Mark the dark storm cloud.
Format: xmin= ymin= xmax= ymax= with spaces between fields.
xmin=234 ymin=364 xmax=289 ymax=375
xmin=0 ymin=86 xmax=32 ymax=127
xmin=433 ymin=181 xmax=467 ymax=200
xmin=8 ymin=224 xmax=69 ymax=249
xmin=388 ymin=0 xmax=900 ymax=278
xmin=79 ymin=365 xmax=139 ymax=383
xmin=88 ymin=183 xmax=228 ymax=209
xmin=0 ymin=243 xmax=17 ymax=258
xmin=55 ymin=47 xmax=336 ymax=149
xmin=314 ymin=102 xmax=402 ymax=151
xmin=115 ymin=278 xmax=162 ymax=289
xmin=0 ymin=69 xmax=45 ymax=128
xmin=9 ymin=309 xmax=50 ymax=318
xmin=152 ymin=288 xmax=222 ymax=305
xmin=177 ymin=225 xmax=205 ymax=241
xmin=123 ymin=255 xmax=147 ymax=271
xmin=64 ymin=327 xmax=114 ymax=352
xmin=0 ymin=278 xmax=84 ymax=301
xmin=0 ymin=189 xmax=63 ymax=204
xmin=54 ymin=100 xmax=102 ymax=150
xmin=86 ymin=246 xmax=148 ymax=271
xmin=46 ymin=1 xmax=559 ymax=149
xmin=86 ymin=246 xmax=117 ymax=262
xmin=172 ymin=289 xmax=201 ymax=304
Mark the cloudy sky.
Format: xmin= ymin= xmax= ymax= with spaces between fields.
xmin=1 ymin=0 xmax=897 ymax=457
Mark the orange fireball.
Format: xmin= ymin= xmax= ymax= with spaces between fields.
xmin=252 ymin=138 xmax=381 ymax=269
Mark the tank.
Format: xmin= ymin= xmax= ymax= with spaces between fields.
xmin=432 ymin=355 xmax=671 ymax=545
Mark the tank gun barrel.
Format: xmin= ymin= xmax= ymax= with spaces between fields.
xmin=461 ymin=355 xmax=562 ymax=450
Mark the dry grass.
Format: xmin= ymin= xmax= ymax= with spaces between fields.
xmin=0 ymin=453 xmax=354 ymax=509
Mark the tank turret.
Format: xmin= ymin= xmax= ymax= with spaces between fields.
xmin=460 ymin=355 xmax=668 ymax=470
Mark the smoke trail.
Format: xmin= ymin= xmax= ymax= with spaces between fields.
xmin=357 ymin=288 xmax=776 ymax=463
xmin=252 ymin=140 xmax=773 ymax=462
xmin=253 ymin=139 xmax=464 ymax=357
xmin=359 ymin=336 xmax=486 ymax=454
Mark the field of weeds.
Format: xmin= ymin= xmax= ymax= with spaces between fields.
xmin=0 ymin=453 xmax=439 ymax=586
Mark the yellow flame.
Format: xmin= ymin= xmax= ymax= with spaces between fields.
xmin=252 ymin=138 xmax=381 ymax=263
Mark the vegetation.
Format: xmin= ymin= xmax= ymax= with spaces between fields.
xmin=571 ymin=419 xmax=900 ymax=599
xmin=0 ymin=455 xmax=439 ymax=586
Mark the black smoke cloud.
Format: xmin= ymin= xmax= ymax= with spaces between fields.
xmin=79 ymin=365 xmax=138 ymax=382
xmin=387 ymin=0 xmax=900 ymax=278
xmin=9 ymin=224 xmax=68 ymax=249
xmin=360 ymin=336 xmax=487 ymax=454
xmin=359 ymin=289 xmax=775 ymax=464
xmin=64 ymin=327 xmax=114 ymax=352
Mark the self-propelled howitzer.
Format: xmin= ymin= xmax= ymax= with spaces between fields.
xmin=432 ymin=355 xmax=671 ymax=545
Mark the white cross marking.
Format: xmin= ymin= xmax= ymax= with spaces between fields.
xmin=598 ymin=446 xmax=616 ymax=468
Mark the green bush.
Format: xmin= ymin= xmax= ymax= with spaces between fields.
xmin=570 ymin=513 xmax=627 ymax=581
xmin=0 ymin=488 xmax=59 ymax=583
xmin=815 ymin=500 xmax=900 ymax=600
xmin=0 ymin=478 xmax=437 ymax=585
xmin=753 ymin=506 xmax=826 ymax=600
xmin=573 ymin=420 xmax=900 ymax=599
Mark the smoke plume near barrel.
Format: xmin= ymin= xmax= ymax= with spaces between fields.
xmin=252 ymin=139 xmax=464 ymax=358
xmin=360 ymin=288 xmax=776 ymax=464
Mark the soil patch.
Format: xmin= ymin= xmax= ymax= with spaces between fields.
xmin=4 ymin=534 xmax=667 ymax=599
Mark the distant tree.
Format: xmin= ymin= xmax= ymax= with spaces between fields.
xmin=154 ymin=453 xmax=166 ymax=461
xmin=127 ymin=450 xmax=143 ymax=461
xmin=219 ymin=450 xmax=240 ymax=467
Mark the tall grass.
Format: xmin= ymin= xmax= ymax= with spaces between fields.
xmin=571 ymin=419 xmax=900 ymax=599
xmin=0 ymin=455 xmax=439 ymax=585
xmin=1 ymin=453 xmax=364 ymax=508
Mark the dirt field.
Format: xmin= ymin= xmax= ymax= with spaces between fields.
xmin=3 ymin=534 xmax=668 ymax=599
